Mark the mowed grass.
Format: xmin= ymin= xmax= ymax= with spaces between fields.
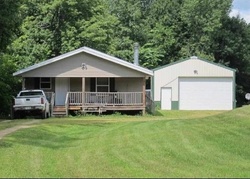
xmin=0 ymin=108 xmax=249 ymax=178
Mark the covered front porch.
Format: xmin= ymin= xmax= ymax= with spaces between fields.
xmin=25 ymin=77 xmax=148 ymax=115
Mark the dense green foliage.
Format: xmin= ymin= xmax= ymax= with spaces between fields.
xmin=0 ymin=56 xmax=21 ymax=116
xmin=212 ymin=15 xmax=250 ymax=105
xmin=1 ymin=0 xmax=250 ymax=115
xmin=0 ymin=0 xmax=21 ymax=52
xmin=0 ymin=107 xmax=250 ymax=177
xmin=0 ymin=0 xmax=22 ymax=116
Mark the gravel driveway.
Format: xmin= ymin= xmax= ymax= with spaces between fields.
xmin=0 ymin=120 xmax=41 ymax=140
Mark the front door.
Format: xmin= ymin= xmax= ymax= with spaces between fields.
xmin=55 ymin=78 xmax=69 ymax=105
xmin=161 ymin=88 xmax=172 ymax=110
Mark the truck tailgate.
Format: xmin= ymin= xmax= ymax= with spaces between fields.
xmin=15 ymin=96 xmax=42 ymax=106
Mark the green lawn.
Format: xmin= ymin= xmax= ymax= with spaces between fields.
xmin=0 ymin=108 xmax=249 ymax=178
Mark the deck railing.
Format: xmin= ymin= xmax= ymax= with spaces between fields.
xmin=67 ymin=92 xmax=143 ymax=106
xmin=68 ymin=92 xmax=82 ymax=105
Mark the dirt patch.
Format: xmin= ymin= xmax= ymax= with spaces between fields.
xmin=0 ymin=120 xmax=12 ymax=123
xmin=0 ymin=120 xmax=41 ymax=140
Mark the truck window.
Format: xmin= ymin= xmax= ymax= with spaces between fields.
xmin=20 ymin=91 xmax=43 ymax=96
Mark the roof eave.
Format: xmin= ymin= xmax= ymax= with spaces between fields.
xmin=153 ymin=56 xmax=236 ymax=72
xmin=13 ymin=47 xmax=86 ymax=76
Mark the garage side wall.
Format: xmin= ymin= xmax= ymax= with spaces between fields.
xmin=153 ymin=58 xmax=235 ymax=109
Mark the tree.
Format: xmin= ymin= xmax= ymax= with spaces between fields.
xmin=9 ymin=0 xmax=104 ymax=69
xmin=0 ymin=55 xmax=21 ymax=116
xmin=173 ymin=0 xmax=232 ymax=61
xmin=107 ymin=0 xmax=177 ymax=67
xmin=212 ymin=16 xmax=250 ymax=106
xmin=107 ymin=0 xmax=232 ymax=68
xmin=0 ymin=0 xmax=21 ymax=52
xmin=0 ymin=0 xmax=22 ymax=116
xmin=78 ymin=3 xmax=120 ymax=53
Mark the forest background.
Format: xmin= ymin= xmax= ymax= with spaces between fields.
xmin=0 ymin=0 xmax=250 ymax=115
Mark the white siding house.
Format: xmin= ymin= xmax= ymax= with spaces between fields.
xmin=152 ymin=56 xmax=236 ymax=110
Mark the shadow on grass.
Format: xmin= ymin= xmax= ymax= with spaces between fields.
xmin=153 ymin=110 xmax=164 ymax=116
xmin=43 ymin=119 xmax=111 ymax=126
xmin=0 ymin=123 xmax=107 ymax=149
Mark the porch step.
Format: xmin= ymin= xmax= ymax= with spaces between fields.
xmin=53 ymin=106 xmax=67 ymax=117
xmin=53 ymin=111 xmax=67 ymax=116
xmin=53 ymin=106 xmax=66 ymax=111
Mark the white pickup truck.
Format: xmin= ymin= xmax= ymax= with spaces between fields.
xmin=13 ymin=89 xmax=50 ymax=119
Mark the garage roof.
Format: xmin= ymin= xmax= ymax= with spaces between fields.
xmin=153 ymin=56 xmax=236 ymax=72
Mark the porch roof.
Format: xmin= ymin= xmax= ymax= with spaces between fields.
xmin=13 ymin=47 xmax=153 ymax=77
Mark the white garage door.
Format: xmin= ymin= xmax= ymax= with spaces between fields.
xmin=161 ymin=88 xmax=172 ymax=110
xmin=179 ymin=77 xmax=233 ymax=110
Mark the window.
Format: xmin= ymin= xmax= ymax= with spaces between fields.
xmin=40 ymin=78 xmax=51 ymax=89
xmin=20 ymin=91 xmax=43 ymax=96
xmin=96 ymin=78 xmax=109 ymax=92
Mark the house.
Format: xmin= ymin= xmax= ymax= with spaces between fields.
xmin=13 ymin=46 xmax=153 ymax=116
xmin=152 ymin=56 xmax=236 ymax=110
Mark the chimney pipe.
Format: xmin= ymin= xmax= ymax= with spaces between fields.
xmin=134 ymin=42 xmax=139 ymax=66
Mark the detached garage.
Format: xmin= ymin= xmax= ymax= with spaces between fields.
xmin=152 ymin=56 xmax=236 ymax=110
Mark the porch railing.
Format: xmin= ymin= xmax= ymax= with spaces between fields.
xmin=67 ymin=92 xmax=143 ymax=106
xmin=68 ymin=92 xmax=82 ymax=105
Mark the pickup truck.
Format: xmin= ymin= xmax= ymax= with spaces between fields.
xmin=12 ymin=89 xmax=50 ymax=119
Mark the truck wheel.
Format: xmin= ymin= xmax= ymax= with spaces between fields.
xmin=46 ymin=112 xmax=50 ymax=118
xmin=13 ymin=112 xmax=19 ymax=119
xmin=41 ymin=111 xmax=46 ymax=119
xmin=14 ymin=112 xmax=24 ymax=119
xmin=20 ymin=113 xmax=26 ymax=119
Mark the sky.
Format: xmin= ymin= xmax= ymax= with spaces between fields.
xmin=230 ymin=0 xmax=250 ymax=23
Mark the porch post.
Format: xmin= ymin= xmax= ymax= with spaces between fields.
xmin=82 ymin=77 xmax=85 ymax=108
xmin=142 ymin=77 xmax=146 ymax=115
xmin=22 ymin=78 xmax=26 ymax=90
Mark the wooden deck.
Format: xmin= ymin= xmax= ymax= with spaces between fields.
xmin=68 ymin=92 xmax=145 ymax=114
xmin=68 ymin=104 xmax=144 ymax=115
xmin=45 ymin=91 xmax=151 ymax=116
xmin=68 ymin=104 xmax=145 ymax=111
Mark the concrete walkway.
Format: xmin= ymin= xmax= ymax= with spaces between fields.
xmin=0 ymin=120 xmax=41 ymax=140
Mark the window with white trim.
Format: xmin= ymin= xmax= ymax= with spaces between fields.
xmin=40 ymin=77 xmax=51 ymax=89
xmin=96 ymin=78 xmax=109 ymax=92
